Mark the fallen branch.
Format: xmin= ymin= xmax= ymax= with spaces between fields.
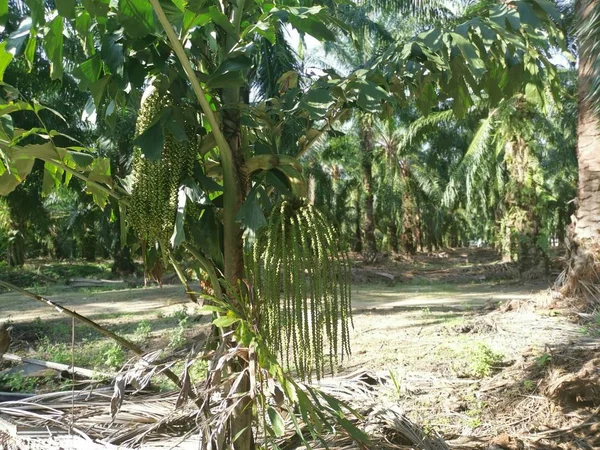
xmin=1 ymin=353 xmax=110 ymax=379
xmin=66 ymin=278 xmax=126 ymax=288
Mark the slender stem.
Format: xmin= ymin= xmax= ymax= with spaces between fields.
xmin=0 ymin=280 xmax=190 ymax=394
xmin=184 ymin=243 xmax=224 ymax=301
xmin=148 ymin=0 xmax=234 ymax=172
xmin=169 ymin=253 xmax=200 ymax=303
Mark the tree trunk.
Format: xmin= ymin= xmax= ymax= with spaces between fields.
xmin=400 ymin=167 xmax=416 ymax=255
xmin=221 ymin=29 xmax=253 ymax=446
xmin=388 ymin=223 xmax=399 ymax=253
xmin=7 ymin=221 xmax=25 ymax=267
xmin=354 ymin=195 xmax=363 ymax=253
xmin=503 ymin=137 xmax=544 ymax=272
xmin=359 ymin=116 xmax=377 ymax=262
xmin=562 ymin=0 xmax=600 ymax=298
xmin=81 ymin=229 xmax=97 ymax=261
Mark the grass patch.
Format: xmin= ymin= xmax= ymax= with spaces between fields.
xmin=468 ymin=343 xmax=504 ymax=378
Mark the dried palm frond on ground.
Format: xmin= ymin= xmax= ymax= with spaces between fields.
xmin=0 ymin=369 xmax=448 ymax=450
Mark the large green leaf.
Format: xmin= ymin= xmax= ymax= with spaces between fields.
xmin=56 ymin=0 xmax=76 ymax=19
xmin=0 ymin=143 xmax=59 ymax=195
xmin=267 ymin=406 xmax=285 ymax=437
xmin=450 ymin=33 xmax=486 ymax=79
xmin=0 ymin=0 xmax=7 ymax=27
xmin=207 ymin=6 xmax=236 ymax=36
xmin=235 ymin=185 xmax=267 ymax=233
xmin=0 ymin=114 xmax=13 ymax=141
xmin=101 ymin=33 xmax=124 ymax=77
xmin=23 ymin=34 xmax=36 ymax=72
xmin=299 ymin=88 xmax=334 ymax=119
xmin=42 ymin=161 xmax=64 ymax=196
xmin=74 ymin=54 xmax=102 ymax=91
xmin=43 ymin=16 xmax=64 ymax=80
xmin=25 ymin=0 xmax=45 ymax=26
xmin=133 ymin=119 xmax=164 ymax=161
xmin=82 ymin=0 xmax=110 ymax=19
xmin=0 ymin=42 xmax=13 ymax=81
xmin=213 ymin=315 xmax=239 ymax=328
xmin=211 ymin=54 xmax=253 ymax=78
xmin=159 ymin=0 xmax=184 ymax=26
xmin=206 ymin=71 xmax=246 ymax=89
xmin=0 ymin=156 xmax=34 ymax=195
xmin=118 ymin=0 xmax=155 ymax=38
xmin=288 ymin=15 xmax=335 ymax=41
xmin=89 ymin=75 xmax=112 ymax=109
xmin=75 ymin=11 xmax=94 ymax=56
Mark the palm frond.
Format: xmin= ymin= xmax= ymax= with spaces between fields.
xmin=398 ymin=109 xmax=455 ymax=154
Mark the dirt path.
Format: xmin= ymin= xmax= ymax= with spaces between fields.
xmin=0 ymin=285 xmax=190 ymax=323
xmin=344 ymin=281 xmax=599 ymax=450
xmin=1 ymin=279 xmax=547 ymax=322
xmin=351 ymin=280 xmax=548 ymax=310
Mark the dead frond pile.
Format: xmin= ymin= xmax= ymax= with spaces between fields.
xmin=0 ymin=369 xmax=447 ymax=450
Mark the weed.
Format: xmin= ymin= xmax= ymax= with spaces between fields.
xmin=467 ymin=416 xmax=482 ymax=429
xmin=388 ymin=369 xmax=402 ymax=399
xmin=37 ymin=337 xmax=72 ymax=365
xmin=535 ymin=353 xmax=551 ymax=368
xmin=171 ymin=306 xmax=189 ymax=323
xmin=0 ymin=373 xmax=37 ymax=392
xmin=580 ymin=312 xmax=600 ymax=337
xmin=523 ymin=379 xmax=535 ymax=391
xmin=469 ymin=343 xmax=503 ymax=378
xmin=421 ymin=307 xmax=431 ymax=316
xmin=103 ymin=342 xmax=126 ymax=369
xmin=465 ymin=400 xmax=485 ymax=429
xmin=189 ymin=359 xmax=208 ymax=382
xmin=169 ymin=324 xmax=187 ymax=349
xmin=134 ymin=320 xmax=152 ymax=342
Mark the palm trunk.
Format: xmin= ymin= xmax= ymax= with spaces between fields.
xmin=7 ymin=220 xmax=25 ymax=267
xmin=354 ymin=195 xmax=363 ymax=253
xmin=400 ymin=167 xmax=416 ymax=255
xmin=563 ymin=0 xmax=600 ymax=297
xmin=388 ymin=223 xmax=399 ymax=253
xmin=359 ymin=117 xmax=377 ymax=262
xmin=222 ymin=84 xmax=254 ymax=450
xmin=504 ymin=137 xmax=544 ymax=272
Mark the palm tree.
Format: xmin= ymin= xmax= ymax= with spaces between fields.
xmin=561 ymin=0 xmax=600 ymax=298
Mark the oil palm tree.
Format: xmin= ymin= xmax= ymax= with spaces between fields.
xmin=561 ymin=0 xmax=600 ymax=299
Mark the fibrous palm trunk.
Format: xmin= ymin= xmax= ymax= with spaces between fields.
xmin=7 ymin=221 xmax=25 ymax=267
xmin=562 ymin=0 xmax=600 ymax=299
xmin=354 ymin=195 xmax=363 ymax=253
xmin=400 ymin=167 xmax=416 ymax=255
xmin=359 ymin=116 xmax=377 ymax=262
xmin=388 ymin=223 xmax=399 ymax=253
xmin=505 ymin=138 xmax=542 ymax=271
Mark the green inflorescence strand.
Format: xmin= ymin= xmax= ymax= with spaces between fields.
xmin=249 ymin=199 xmax=352 ymax=381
